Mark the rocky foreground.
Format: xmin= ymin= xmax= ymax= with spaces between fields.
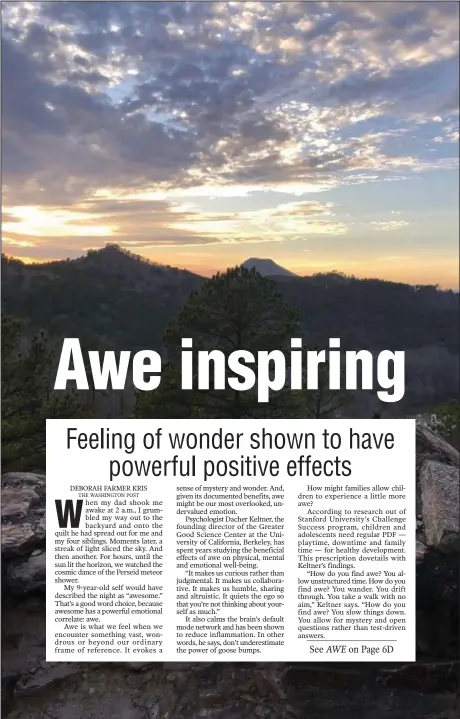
xmin=1 ymin=426 xmax=459 ymax=719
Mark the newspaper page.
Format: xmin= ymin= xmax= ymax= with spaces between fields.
xmin=46 ymin=418 xmax=416 ymax=662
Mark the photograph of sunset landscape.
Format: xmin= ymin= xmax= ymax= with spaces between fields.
xmin=1 ymin=4 xmax=459 ymax=719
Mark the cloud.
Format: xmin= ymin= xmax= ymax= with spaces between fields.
xmin=433 ymin=124 xmax=459 ymax=143
xmin=1 ymin=1 xmax=458 ymax=255
xmin=370 ymin=220 xmax=410 ymax=231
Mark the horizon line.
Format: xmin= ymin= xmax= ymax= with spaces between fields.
xmin=3 ymin=244 xmax=459 ymax=292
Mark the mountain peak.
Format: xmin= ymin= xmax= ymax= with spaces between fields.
xmin=80 ymin=244 xmax=151 ymax=269
xmin=87 ymin=244 xmax=132 ymax=259
xmin=242 ymin=257 xmax=297 ymax=277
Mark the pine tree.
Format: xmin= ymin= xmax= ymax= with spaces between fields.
xmin=1 ymin=312 xmax=82 ymax=472
xmin=431 ymin=400 xmax=460 ymax=448
xmin=135 ymin=266 xmax=306 ymax=419
xmin=305 ymin=357 xmax=350 ymax=418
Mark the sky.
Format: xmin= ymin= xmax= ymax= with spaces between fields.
xmin=2 ymin=1 xmax=459 ymax=287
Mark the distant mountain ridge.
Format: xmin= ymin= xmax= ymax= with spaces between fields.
xmin=242 ymin=257 xmax=297 ymax=277
xmin=2 ymin=245 xmax=458 ymax=360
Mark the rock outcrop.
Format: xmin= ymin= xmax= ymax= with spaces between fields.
xmin=420 ymin=461 xmax=459 ymax=552
xmin=415 ymin=426 xmax=459 ymax=550
xmin=416 ymin=425 xmax=459 ymax=466
xmin=414 ymin=427 xmax=459 ymax=661
xmin=1 ymin=429 xmax=459 ymax=719
xmin=1 ymin=473 xmax=46 ymax=561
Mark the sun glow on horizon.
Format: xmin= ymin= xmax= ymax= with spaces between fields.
xmin=2 ymin=206 xmax=116 ymax=237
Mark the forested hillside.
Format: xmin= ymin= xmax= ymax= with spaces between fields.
xmin=2 ymin=244 xmax=459 ymax=415
xmin=3 ymin=245 xmax=458 ymax=350
xmin=2 ymin=245 xmax=202 ymax=350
